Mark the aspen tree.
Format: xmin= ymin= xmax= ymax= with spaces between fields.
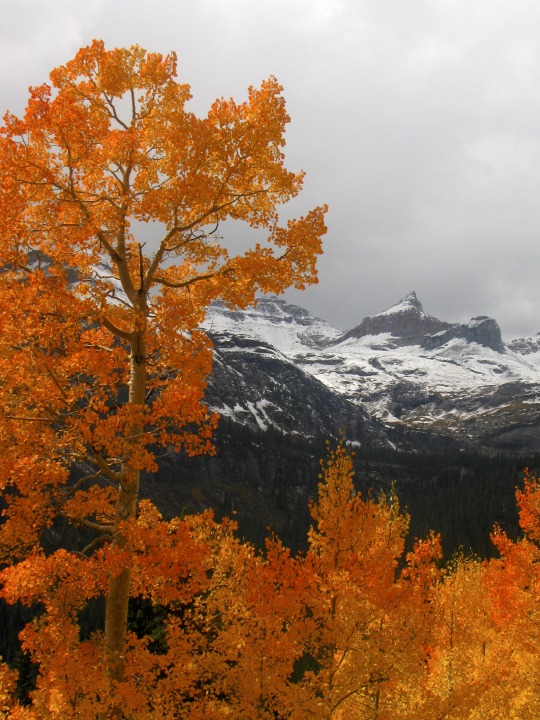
xmin=0 ymin=40 xmax=326 ymax=717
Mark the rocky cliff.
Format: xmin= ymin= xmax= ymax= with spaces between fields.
xmin=201 ymin=292 xmax=540 ymax=454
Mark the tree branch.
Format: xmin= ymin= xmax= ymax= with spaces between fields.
xmin=101 ymin=316 xmax=134 ymax=342
xmin=92 ymin=452 xmax=123 ymax=482
xmin=42 ymin=362 xmax=69 ymax=404
xmin=76 ymin=532 xmax=114 ymax=558
xmin=4 ymin=414 xmax=50 ymax=423
xmin=152 ymin=267 xmax=235 ymax=290
xmin=80 ymin=518 xmax=115 ymax=534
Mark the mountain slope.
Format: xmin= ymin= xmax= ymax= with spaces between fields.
xmin=202 ymin=293 xmax=540 ymax=453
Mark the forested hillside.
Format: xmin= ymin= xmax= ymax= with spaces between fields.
xmin=135 ymin=419 xmax=530 ymax=557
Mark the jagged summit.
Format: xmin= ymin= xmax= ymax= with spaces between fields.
xmin=333 ymin=292 xmax=505 ymax=352
xmin=380 ymin=291 xmax=423 ymax=315
xmin=508 ymin=333 xmax=540 ymax=356
xmin=340 ymin=292 xmax=449 ymax=343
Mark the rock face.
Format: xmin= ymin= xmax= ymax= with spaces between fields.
xmin=201 ymin=292 xmax=540 ymax=454
xmin=342 ymin=291 xmax=451 ymax=343
xmin=204 ymin=329 xmax=462 ymax=456
xmin=421 ymin=317 xmax=504 ymax=353
xmin=206 ymin=333 xmax=383 ymax=443
xmin=341 ymin=291 xmax=504 ymax=352
xmin=508 ymin=333 xmax=540 ymax=355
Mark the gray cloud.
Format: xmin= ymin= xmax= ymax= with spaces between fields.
xmin=2 ymin=0 xmax=540 ymax=338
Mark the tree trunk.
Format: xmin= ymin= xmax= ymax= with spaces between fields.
xmin=104 ymin=331 xmax=146 ymax=699
xmin=104 ymin=477 xmax=139 ymax=684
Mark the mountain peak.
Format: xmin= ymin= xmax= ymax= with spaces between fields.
xmin=341 ymin=291 xmax=447 ymax=342
xmin=381 ymin=291 xmax=423 ymax=316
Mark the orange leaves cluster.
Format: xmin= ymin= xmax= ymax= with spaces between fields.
xmin=0 ymin=37 xmax=327 ymax=559
xmin=2 ymin=442 xmax=540 ymax=717
xmin=0 ymin=444 xmax=429 ymax=718
xmin=0 ymin=661 xmax=18 ymax=719
xmin=0 ymin=38 xmax=329 ymax=702
xmin=0 ymin=39 xmax=326 ymax=293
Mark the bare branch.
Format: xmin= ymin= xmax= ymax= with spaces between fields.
xmin=92 ymin=452 xmax=122 ymax=482
xmin=152 ymin=267 xmax=234 ymax=290
xmin=68 ymin=475 xmax=102 ymax=496
xmin=138 ymin=243 xmax=145 ymax=293
xmin=130 ymin=86 xmax=136 ymax=124
xmin=83 ymin=343 xmax=114 ymax=353
xmin=80 ymin=518 xmax=115 ymax=533
xmin=4 ymin=414 xmax=50 ymax=423
xmin=101 ymin=316 xmax=134 ymax=342
xmin=76 ymin=532 xmax=114 ymax=558
xmin=42 ymin=362 xmax=69 ymax=403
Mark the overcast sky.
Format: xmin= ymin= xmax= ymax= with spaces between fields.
xmin=3 ymin=0 xmax=540 ymax=339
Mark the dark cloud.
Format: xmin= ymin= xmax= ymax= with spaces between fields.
xmin=3 ymin=0 xmax=540 ymax=338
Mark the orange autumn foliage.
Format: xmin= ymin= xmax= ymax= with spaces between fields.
xmin=485 ymin=471 xmax=540 ymax=718
xmin=0 ymin=39 xmax=326 ymax=716
xmin=300 ymin=444 xmax=441 ymax=720
xmin=3 ymin=431 xmax=540 ymax=718
xmin=0 ymin=441 xmax=439 ymax=719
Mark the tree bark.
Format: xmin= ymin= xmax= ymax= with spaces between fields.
xmin=104 ymin=477 xmax=139 ymax=684
xmin=104 ymin=325 xmax=146 ymax=699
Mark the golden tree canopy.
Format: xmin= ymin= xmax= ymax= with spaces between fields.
xmin=0 ymin=40 xmax=328 ymax=701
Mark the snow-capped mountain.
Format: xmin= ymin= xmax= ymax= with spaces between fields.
xmin=202 ymin=292 xmax=540 ymax=454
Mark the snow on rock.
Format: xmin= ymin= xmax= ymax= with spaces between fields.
xmin=377 ymin=290 xmax=424 ymax=316
xmin=202 ymin=293 xmax=540 ymax=451
xmin=203 ymin=296 xmax=341 ymax=354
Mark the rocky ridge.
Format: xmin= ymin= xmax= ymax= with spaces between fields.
xmin=201 ymin=292 xmax=540 ymax=454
